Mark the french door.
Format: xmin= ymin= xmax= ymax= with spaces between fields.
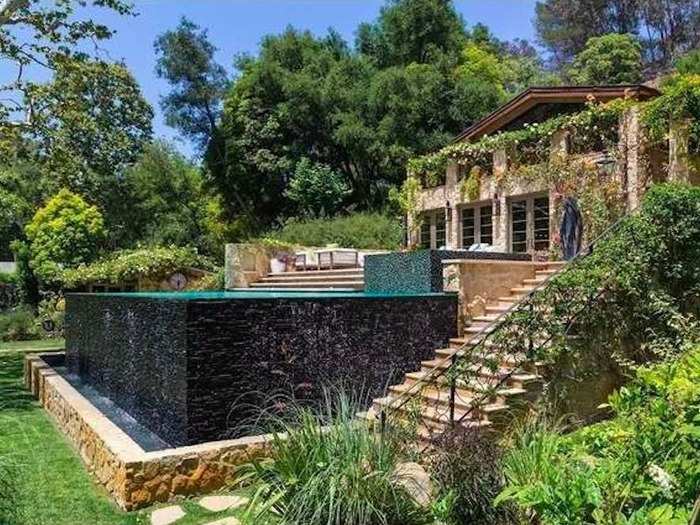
xmin=460 ymin=203 xmax=493 ymax=248
xmin=510 ymin=195 xmax=550 ymax=253
xmin=419 ymin=210 xmax=447 ymax=249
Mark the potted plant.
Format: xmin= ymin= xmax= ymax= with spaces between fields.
xmin=259 ymin=238 xmax=296 ymax=274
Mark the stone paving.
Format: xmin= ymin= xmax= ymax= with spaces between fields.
xmin=149 ymin=495 xmax=249 ymax=525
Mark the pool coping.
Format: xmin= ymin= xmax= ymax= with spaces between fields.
xmin=24 ymin=352 xmax=272 ymax=511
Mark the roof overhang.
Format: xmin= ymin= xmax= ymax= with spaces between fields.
xmin=454 ymin=85 xmax=660 ymax=144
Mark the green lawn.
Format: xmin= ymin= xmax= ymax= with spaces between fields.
xmin=0 ymin=338 xmax=65 ymax=352
xmin=0 ymin=350 xmax=273 ymax=525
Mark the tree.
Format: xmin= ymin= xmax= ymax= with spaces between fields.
xmin=535 ymin=0 xmax=700 ymax=72
xmin=20 ymin=58 xmax=153 ymax=246
xmin=27 ymin=58 xmax=153 ymax=185
xmin=0 ymin=0 xmax=135 ymax=130
xmin=676 ymin=49 xmax=700 ymax=74
xmin=154 ymin=17 xmax=230 ymax=151
xmin=120 ymin=141 xmax=204 ymax=246
xmin=285 ymin=158 xmax=350 ymax=217
xmin=569 ymin=33 xmax=643 ymax=85
xmin=207 ymin=2 xmax=510 ymax=229
xmin=25 ymin=189 xmax=106 ymax=283
xmin=356 ymin=0 xmax=467 ymax=67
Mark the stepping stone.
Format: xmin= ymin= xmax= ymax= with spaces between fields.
xmin=150 ymin=505 xmax=185 ymax=525
xmin=199 ymin=495 xmax=249 ymax=512
xmin=203 ymin=519 xmax=241 ymax=525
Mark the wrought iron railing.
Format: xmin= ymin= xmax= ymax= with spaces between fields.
xmin=378 ymin=209 xmax=638 ymax=438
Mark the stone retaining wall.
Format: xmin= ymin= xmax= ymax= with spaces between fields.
xmin=25 ymin=353 xmax=270 ymax=511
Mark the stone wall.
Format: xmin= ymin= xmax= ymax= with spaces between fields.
xmin=25 ymin=353 xmax=270 ymax=511
xmin=66 ymin=291 xmax=458 ymax=446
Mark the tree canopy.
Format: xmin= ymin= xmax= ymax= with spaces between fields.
xmin=535 ymin=0 xmax=700 ymax=72
xmin=569 ymin=33 xmax=643 ymax=85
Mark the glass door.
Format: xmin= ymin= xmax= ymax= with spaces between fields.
xmin=510 ymin=195 xmax=550 ymax=253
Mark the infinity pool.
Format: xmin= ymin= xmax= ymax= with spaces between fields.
xmin=66 ymin=290 xmax=458 ymax=446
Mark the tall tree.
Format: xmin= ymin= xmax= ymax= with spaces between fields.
xmin=569 ymin=33 xmax=643 ymax=84
xmin=23 ymin=58 xmax=153 ymax=247
xmin=535 ymin=0 xmax=700 ymax=72
xmin=154 ymin=17 xmax=230 ymax=151
xmin=0 ymin=0 xmax=135 ymax=130
xmin=356 ymin=0 xmax=467 ymax=67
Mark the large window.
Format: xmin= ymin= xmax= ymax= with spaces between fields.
xmin=460 ymin=203 xmax=493 ymax=248
xmin=509 ymin=194 xmax=550 ymax=253
xmin=420 ymin=209 xmax=448 ymax=249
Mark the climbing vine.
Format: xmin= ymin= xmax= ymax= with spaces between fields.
xmin=642 ymin=74 xmax=700 ymax=155
xmin=408 ymin=98 xmax=634 ymax=184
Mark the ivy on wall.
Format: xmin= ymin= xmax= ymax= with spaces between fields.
xmin=408 ymin=98 xmax=635 ymax=183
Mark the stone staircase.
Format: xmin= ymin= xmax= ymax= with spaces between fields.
xmin=368 ymin=261 xmax=565 ymax=439
xmin=249 ymin=268 xmax=365 ymax=290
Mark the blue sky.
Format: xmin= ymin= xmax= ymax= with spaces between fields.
xmin=6 ymin=0 xmax=539 ymax=155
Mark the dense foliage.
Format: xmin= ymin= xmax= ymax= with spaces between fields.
xmin=243 ymin=391 xmax=431 ymax=525
xmin=61 ymin=246 xmax=214 ymax=289
xmin=497 ymin=344 xmax=700 ymax=523
xmin=154 ymin=17 xmax=230 ymax=151
xmin=204 ymin=0 xmax=554 ymax=229
xmin=429 ymin=428 xmax=517 ymax=524
xmin=25 ymin=190 xmax=106 ymax=284
xmin=268 ymin=212 xmax=403 ymax=250
xmin=534 ymin=0 xmax=700 ymax=71
xmin=0 ymin=0 xmax=135 ymax=130
xmin=0 ymin=307 xmax=39 ymax=341
xmin=285 ymin=158 xmax=351 ymax=218
xmin=537 ymin=183 xmax=700 ymax=375
xmin=568 ymin=33 xmax=643 ymax=85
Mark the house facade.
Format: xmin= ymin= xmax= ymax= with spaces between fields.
xmin=408 ymin=85 xmax=696 ymax=256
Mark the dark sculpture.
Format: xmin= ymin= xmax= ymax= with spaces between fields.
xmin=560 ymin=197 xmax=583 ymax=260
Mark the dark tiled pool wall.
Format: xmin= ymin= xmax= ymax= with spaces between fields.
xmin=364 ymin=250 xmax=532 ymax=294
xmin=67 ymin=294 xmax=458 ymax=446
xmin=66 ymin=295 xmax=189 ymax=445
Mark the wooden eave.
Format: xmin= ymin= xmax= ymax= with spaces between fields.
xmin=454 ymin=85 xmax=660 ymax=144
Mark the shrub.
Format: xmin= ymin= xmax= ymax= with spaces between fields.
xmin=61 ymin=246 xmax=215 ymax=288
xmin=269 ymin=212 xmax=402 ymax=250
xmin=0 ymin=307 xmax=39 ymax=341
xmin=25 ymin=189 xmax=106 ymax=283
xmin=429 ymin=427 xmax=518 ymax=524
xmin=285 ymin=158 xmax=351 ymax=218
xmin=0 ymin=272 xmax=19 ymax=312
xmin=242 ymin=390 xmax=430 ymax=525
xmin=9 ymin=241 xmax=40 ymax=307
xmin=497 ymin=345 xmax=700 ymax=523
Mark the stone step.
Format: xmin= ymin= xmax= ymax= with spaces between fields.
xmin=522 ymin=278 xmax=548 ymax=285
xmin=403 ymin=371 xmax=532 ymax=404
xmin=262 ymin=274 xmax=364 ymax=282
xmin=485 ymin=305 xmax=512 ymax=314
xmin=271 ymin=268 xmax=364 ymax=277
xmin=373 ymin=396 xmax=491 ymax=428
xmin=471 ymin=314 xmax=500 ymax=323
xmin=510 ymin=286 xmax=537 ymax=294
xmin=249 ymin=281 xmax=364 ymax=289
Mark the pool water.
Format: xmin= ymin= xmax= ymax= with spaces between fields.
xmin=71 ymin=290 xmax=452 ymax=300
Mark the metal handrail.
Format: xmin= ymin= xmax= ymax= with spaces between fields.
xmin=377 ymin=207 xmax=638 ymax=433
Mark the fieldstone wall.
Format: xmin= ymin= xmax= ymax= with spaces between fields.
xmin=25 ymin=353 xmax=271 ymax=511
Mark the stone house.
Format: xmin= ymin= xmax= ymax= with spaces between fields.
xmin=409 ymin=85 xmax=697 ymax=256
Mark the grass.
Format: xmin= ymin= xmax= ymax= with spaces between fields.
xmin=0 ymin=338 xmax=65 ymax=352
xmin=0 ymin=350 xmax=271 ymax=524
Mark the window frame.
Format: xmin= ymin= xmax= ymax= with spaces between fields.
xmin=419 ymin=209 xmax=448 ymax=249
xmin=508 ymin=192 xmax=550 ymax=253
xmin=459 ymin=201 xmax=493 ymax=248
